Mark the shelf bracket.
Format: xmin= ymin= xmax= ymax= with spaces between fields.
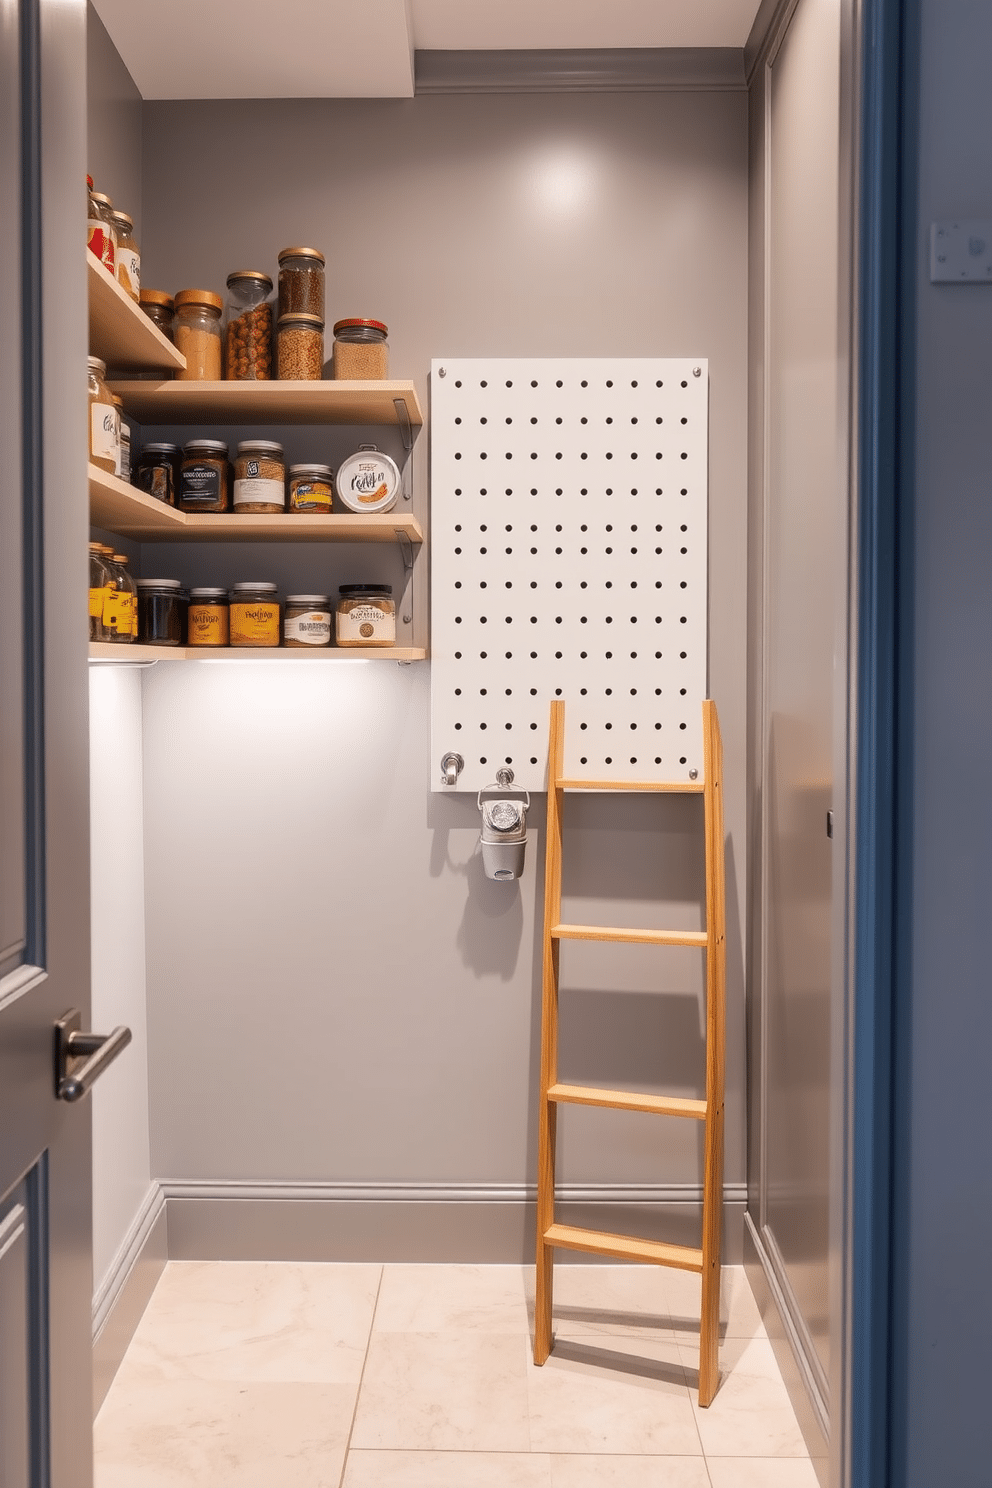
xmin=395 ymin=530 xmax=415 ymax=626
xmin=393 ymin=398 xmax=414 ymax=454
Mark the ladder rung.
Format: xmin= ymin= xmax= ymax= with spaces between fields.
xmin=552 ymin=924 xmax=708 ymax=948
xmin=557 ymin=778 xmax=705 ymax=794
xmin=543 ymin=1222 xmax=704 ymax=1273
xmin=547 ymin=1083 xmax=707 ymax=1120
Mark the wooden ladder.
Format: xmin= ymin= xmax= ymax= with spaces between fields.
xmin=533 ymin=698 xmax=726 ymax=1406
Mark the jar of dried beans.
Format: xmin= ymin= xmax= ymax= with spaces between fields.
xmin=111 ymin=210 xmax=140 ymax=300
xmin=224 ymin=270 xmax=273 ymax=381
xmin=277 ymin=313 xmax=324 ymax=380
xmin=173 ymin=289 xmax=223 ymax=380
xmin=180 ymin=439 xmax=230 ymax=513
xmin=87 ymin=356 xmax=118 ymax=474
xmin=233 ymin=440 xmax=285 ymax=513
xmin=229 ymin=582 xmax=280 ymax=648
xmin=288 ymin=463 xmax=334 ymax=513
xmin=332 ymin=319 xmax=389 ymax=380
xmin=336 ymin=585 xmax=396 ymax=648
xmin=277 ymin=246 xmax=325 ymax=321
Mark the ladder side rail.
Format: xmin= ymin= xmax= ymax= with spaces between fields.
xmin=699 ymin=699 xmax=727 ymax=1405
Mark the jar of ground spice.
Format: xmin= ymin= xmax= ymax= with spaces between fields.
xmin=233 ymin=440 xmax=285 ymax=512
xmin=187 ymin=588 xmax=229 ymax=648
xmin=277 ymin=246 xmax=325 ymax=320
xmin=139 ymin=290 xmax=175 ymax=342
xmin=336 ymin=585 xmax=396 ymax=648
xmin=277 ymin=313 xmax=324 ymax=380
xmin=332 ymin=320 xmax=389 ymax=380
xmin=180 ymin=439 xmax=230 ymax=513
xmin=229 ymin=582 xmax=280 ymax=648
xmin=288 ymin=463 xmax=334 ymax=513
xmin=137 ymin=579 xmax=187 ymax=647
xmin=134 ymin=442 xmax=181 ymax=506
xmin=111 ymin=210 xmax=140 ymax=301
xmin=174 ymin=289 xmax=223 ymax=380
xmin=87 ymin=356 xmax=118 ymax=474
xmin=224 ymin=271 xmax=273 ymax=381
xmin=284 ymin=595 xmax=332 ymax=648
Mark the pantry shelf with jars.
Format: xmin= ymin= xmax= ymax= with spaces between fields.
xmin=88 ymin=254 xmax=186 ymax=374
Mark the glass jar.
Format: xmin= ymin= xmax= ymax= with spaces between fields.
xmin=187 ymin=588 xmax=229 ymax=648
xmin=229 ymin=582 xmax=280 ymax=648
xmin=112 ymin=554 xmax=138 ymax=639
xmin=133 ymin=442 xmax=181 ymax=506
xmin=139 ymin=290 xmax=175 ymax=341
xmin=101 ymin=553 xmax=134 ymax=643
xmin=111 ymin=396 xmax=130 ymax=480
xmin=284 ymin=595 xmax=332 ymax=648
xmin=232 ymin=440 xmax=285 ymax=513
xmin=332 ymin=319 xmax=389 ymax=380
xmin=277 ymin=246 xmax=325 ymax=321
xmin=335 ymin=444 xmax=401 ymax=514
xmin=180 ymin=440 xmax=229 ymax=513
xmin=110 ymin=210 xmax=140 ymax=300
xmin=88 ymin=541 xmax=110 ymax=641
xmin=277 ymin=313 xmax=324 ymax=380
xmin=224 ymin=271 xmax=273 ymax=381
xmin=336 ymin=584 xmax=396 ymax=648
xmin=87 ymin=185 xmax=116 ymax=272
xmin=173 ymin=289 xmax=223 ymax=381
xmin=288 ymin=463 xmax=334 ymax=514
xmin=137 ymin=579 xmax=187 ymax=647
xmin=87 ymin=356 xmax=118 ymax=474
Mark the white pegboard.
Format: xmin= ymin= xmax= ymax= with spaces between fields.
xmin=430 ymin=358 xmax=708 ymax=793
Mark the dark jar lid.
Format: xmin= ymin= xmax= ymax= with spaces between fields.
xmin=189 ymin=587 xmax=228 ymax=601
xmin=183 ymin=439 xmax=228 ymax=457
xmin=137 ymin=579 xmax=187 ymax=598
xmin=139 ymin=442 xmax=181 ymax=456
xmin=339 ymin=584 xmax=393 ymax=596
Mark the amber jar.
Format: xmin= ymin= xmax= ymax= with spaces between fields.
xmin=89 ymin=542 xmax=110 ymax=641
xmin=111 ymin=211 xmax=140 ymax=300
xmin=277 ymin=246 xmax=325 ymax=320
xmin=229 ymin=582 xmax=280 ymax=648
xmin=187 ymin=588 xmax=229 ymax=648
xmin=133 ymin=442 xmax=181 ymax=506
xmin=224 ymin=271 xmax=273 ymax=381
xmin=233 ymin=440 xmax=285 ymax=513
xmin=336 ymin=585 xmax=396 ymax=648
xmin=284 ymin=595 xmax=332 ymax=648
xmin=174 ymin=289 xmax=223 ymax=380
xmin=277 ymin=313 xmax=324 ymax=380
xmin=88 ymin=187 xmax=116 ymax=272
xmin=332 ymin=319 xmax=389 ymax=380
xmin=288 ymin=463 xmax=334 ymax=513
xmin=180 ymin=440 xmax=230 ymax=513
xmin=87 ymin=356 xmax=118 ymax=474
xmin=139 ymin=290 xmax=175 ymax=341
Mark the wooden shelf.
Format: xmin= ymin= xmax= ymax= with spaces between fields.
xmin=109 ymin=378 xmax=424 ymax=428
xmin=89 ymin=642 xmax=426 ymax=663
xmin=88 ymin=255 xmax=186 ymax=373
xmin=88 ymin=465 xmax=423 ymax=544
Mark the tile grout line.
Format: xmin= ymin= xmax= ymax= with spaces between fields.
xmin=336 ymin=1263 xmax=386 ymax=1488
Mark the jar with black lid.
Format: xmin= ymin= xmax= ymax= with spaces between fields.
xmin=180 ymin=440 xmax=230 ymax=513
xmin=134 ymin=442 xmax=181 ymax=506
xmin=277 ymin=246 xmax=325 ymax=321
xmin=188 ymin=588 xmax=229 ymax=648
xmin=284 ymin=595 xmax=332 ymax=648
xmin=137 ymin=579 xmax=187 ymax=647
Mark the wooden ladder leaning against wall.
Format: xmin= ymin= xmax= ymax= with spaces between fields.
xmin=533 ymin=698 xmax=726 ymax=1406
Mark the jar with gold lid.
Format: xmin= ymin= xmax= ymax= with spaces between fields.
xmin=277 ymin=246 xmax=325 ymax=321
xmin=87 ymin=183 xmax=116 ymax=272
xmin=174 ymin=289 xmax=223 ymax=380
xmin=110 ymin=211 xmax=140 ymax=300
xmin=139 ymin=290 xmax=175 ymax=341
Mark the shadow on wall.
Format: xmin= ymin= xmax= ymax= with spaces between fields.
xmin=426 ymin=789 xmax=529 ymax=981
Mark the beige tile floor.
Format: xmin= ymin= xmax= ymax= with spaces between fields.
xmin=94 ymin=1261 xmax=819 ymax=1488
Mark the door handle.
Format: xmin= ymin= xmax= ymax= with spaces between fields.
xmin=54 ymin=1009 xmax=132 ymax=1103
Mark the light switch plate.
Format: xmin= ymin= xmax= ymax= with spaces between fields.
xmin=930 ymin=220 xmax=992 ymax=282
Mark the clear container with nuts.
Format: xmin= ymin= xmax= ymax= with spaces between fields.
xmin=332 ymin=319 xmax=389 ymax=380
xmin=233 ymin=440 xmax=285 ymax=513
xmin=288 ymin=463 xmax=334 ymax=513
xmin=336 ymin=584 xmax=396 ymax=648
xmin=174 ymin=289 xmax=223 ymax=380
xmin=224 ymin=271 xmax=273 ymax=381
xmin=284 ymin=595 xmax=332 ymax=648
xmin=277 ymin=246 xmax=325 ymax=321
xmin=277 ymin=313 xmax=324 ymax=380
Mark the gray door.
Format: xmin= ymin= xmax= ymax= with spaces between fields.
xmin=1 ymin=0 xmax=97 ymax=1481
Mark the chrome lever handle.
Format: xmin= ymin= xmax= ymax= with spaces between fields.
xmin=54 ymin=1009 xmax=132 ymax=1103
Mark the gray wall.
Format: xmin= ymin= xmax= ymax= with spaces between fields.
xmin=85 ymin=2 xmax=141 ymax=237
xmin=898 ymin=1 xmax=992 ymax=1480
xmin=136 ymin=89 xmax=750 ymax=1249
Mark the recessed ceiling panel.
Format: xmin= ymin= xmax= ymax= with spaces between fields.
xmin=411 ymin=0 xmax=761 ymax=51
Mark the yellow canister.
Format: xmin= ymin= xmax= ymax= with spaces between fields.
xmin=187 ymin=588 xmax=230 ymax=647
xmin=229 ymin=582 xmax=280 ymax=648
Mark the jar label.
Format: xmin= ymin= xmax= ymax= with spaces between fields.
xmin=180 ymin=463 xmax=221 ymax=508
xmin=188 ymin=606 xmax=229 ymax=646
xmin=136 ymin=463 xmax=174 ymax=504
xmin=102 ymin=590 xmax=133 ymax=636
xmin=290 ymin=481 xmax=332 ymax=512
xmin=284 ymin=611 xmax=331 ymax=645
xmin=89 ymin=585 xmax=108 ymax=619
xmin=230 ymin=602 xmax=280 ymax=646
xmin=120 ymin=428 xmax=131 ymax=483
xmin=117 ymin=248 xmax=140 ymax=298
xmin=233 ymin=475 xmax=284 ymax=509
xmin=87 ymin=219 xmax=114 ymax=270
xmin=90 ymin=402 xmax=118 ymax=465
xmin=336 ymin=603 xmax=395 ymax=643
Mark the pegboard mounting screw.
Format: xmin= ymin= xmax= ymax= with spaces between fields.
xmin=689 ymin=767 xmax=698 ymax=780
xmin=438 ymin=366 xmax=447 ymax=378
xmin=692 ymin=367 xmax=702 ymax=378
xmin=402 ymin=613 xmax=412 ymax=624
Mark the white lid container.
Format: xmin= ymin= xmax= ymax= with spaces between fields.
xmin=335 ymin=444 xmax=400 ymax=514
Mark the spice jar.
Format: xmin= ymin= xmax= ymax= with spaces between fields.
xmin=335 ymin=445 xmax=401 ymax=514
xmin=187 ymin=588 xmax=229 ymax=648
xmin=137 ymin=579 xmax=187 ymax=647
xmin=87 ymin=184 xmax=116 ymax=272
xmin=224 ymin=271 xmax=273 ymax=381
xmin=277 ymin=313 xmax=324 ymax=380
xmin=332 ymin=320 xmax=389 ymax=380
xmin=229 ymin=582 xmax=280 ymax=648
xmin=173 ymin=289 xmax=223 ymax=381
xmin=89 ymin=542 xmax=110 ymax=641
xmin=336 ymin=584 xmax=396 ymax=648
xmin=277 ymin=246 xmax=325 ymax=320
xmin=139 ymin=290 xmax=174 ymax=341
xmin=284 ymin=595 xmax=332 ymax=648
xmin=110 ymin=211 xmax=140 ymax=300
xmin=233 ymin=440 xmax=285 ymax=513
xmin=133 ymin=442 xmax=181 ymax=506
xmin=180 ymin=440 xmax=229 ymax=513
xmin=288 ymin=463 xmax=334 ymax=513
xmin=87 ymin=356 xmax=119 ymax=474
